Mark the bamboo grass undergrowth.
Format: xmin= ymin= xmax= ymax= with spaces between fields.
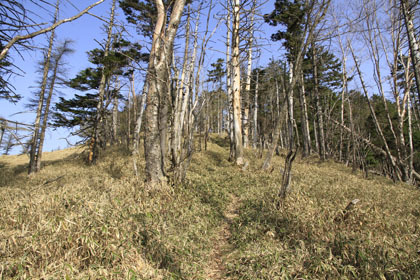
xmin=0 ymin=134 xmax=419 ymax=279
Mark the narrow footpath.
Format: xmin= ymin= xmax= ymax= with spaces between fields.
xmin=205 ymin=193 xmax=240 ymax=279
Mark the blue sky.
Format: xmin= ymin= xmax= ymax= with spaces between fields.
xmin=0 ymin=0 xmax=284 ymax=154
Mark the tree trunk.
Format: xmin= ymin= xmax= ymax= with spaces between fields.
xmin=133 ymin=85 xmax=147 ymax=153
xmin=231 ymin=0 xmax=244 ymax=165
xmin=262 ymin=100 xmax=286 ymax=170
xmin=36 ymin=39 xmax=71 ymax=172
xmin=347 ymin=93 xmax=357 ymax=172
xmin=278 ymin=61 xmax=297 ymax=202
xmin=131 ymin=72 xmax=137 ymax=135
xmin=401 ymin=0 xmax=420 ymax=102
xmin=350 ymin=44 xmax=402 ymax=181
xmin=29 ymin=1 xmax=59 ymax=174
xmin=171 ymin=4 xmax=190 ymax=174
xmin=299 ymin=70 xmax=311 ymax=157
xmin=243 ymin=3 xmax=254 ymax=148
xmin=126 ymin=90 xmax=131 ymax=148
xmin=89 ymin=0 xmax=116 ymax=163
xmin=339 ymin=54 xmax=347 ymax=162
xmin=262 ymin=73 xmax=287 ymax=170
xmin=407 ymin=95 xmax=414 ymax=183
xmin=112 ymin=83 xmax=118 ymax=145
xmin=226 ymin=5 xmax=235 ymax=161
xmin=144 ymin=0 xmax=186 ymax=187
xmin=0 ymin=121 xmax=5 ymax=148
xmin=312 ymin=44 xmax=326 ymax=161
xmin=252 ymin=71 xmax=259 ymax=148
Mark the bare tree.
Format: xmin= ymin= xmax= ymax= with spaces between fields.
xmin=144 ymin=0 xmax=186 ymax=187
xmin=0 ymin=0 xmax=105 ymax=61
xmin=36 ymin=39 xmax=74 ymax=172
xmin=88 ymin=0 xmax=117 ymax=163
xmin=242 ymin=0 xmax=256 ymax=148
xmin=231 ymin=0 xmax=245 ymax=165
xmin=400 ymin=0 xmax=420 ymax=101
xmin=28 ymin=0 xmax=60 ymax=174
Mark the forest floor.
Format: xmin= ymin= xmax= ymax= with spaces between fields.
xmin=205 ymin=193 xmax=240 ymax=279
xmin=1 ymin=134 xmax=420 ymax=279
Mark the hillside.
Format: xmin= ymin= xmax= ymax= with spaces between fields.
xmin=0 ymin=135 xmax=419 ymax=279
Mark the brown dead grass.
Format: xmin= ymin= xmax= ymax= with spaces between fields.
xmin=0 ymin=135 xmax=419 ymax=279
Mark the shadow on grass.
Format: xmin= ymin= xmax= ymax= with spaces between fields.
xmin=231 ymin=196 xmax=315 ymax=249
xmin=211 ymin=135 xmax=230 ymax=148
xmin=130 ymin=213 xmax=185 ymax=279
xmin=229 ymin=193 xmax=420 ymax=278
xmin=205 ymin=150 xmax=228 ymax=167
xmin=141 ymin=229 xmax=184 ymax=278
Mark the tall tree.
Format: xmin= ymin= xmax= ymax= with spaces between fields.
xmin=35 ymin=40 xmax=74 ymax=172
xmin=400 ymin=0 xmax=420 ymax=102
xmin=266 ymin=0 xmax=331 ymax=199
xmin=231 ymin=0 xmax=245 ymax=165
xmin=143 ymin=0 xmax=186 ymax=187
xmin=89 ymin=0 xmax=117 ymax=163
xmin=28 ymin=1 xmax=60 ymax=174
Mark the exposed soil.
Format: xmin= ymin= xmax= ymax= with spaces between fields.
xmin=205 ymin=193 xmax=240 ymax=279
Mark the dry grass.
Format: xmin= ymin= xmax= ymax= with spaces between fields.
xmin=226 ymin=148 xmax=420 ymax=279
xmin=0 ymin=136 xmax=419 ymax=279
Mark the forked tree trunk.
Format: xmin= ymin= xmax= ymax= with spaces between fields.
xmin=36 ymin=39 xmax=72 ymax=172
xmin=171 ymin=4 xmax=190 ymax=174
xmin=278 ymin=61 xmax=297 ymax=202
xmin=144 ymin=0 xmax=186 ymax=187
xmin=28 ymin=1 xmax=59 ymax=174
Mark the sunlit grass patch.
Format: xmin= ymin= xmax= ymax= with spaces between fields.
xmin=0 ymin=135 xmax=419 ymax=279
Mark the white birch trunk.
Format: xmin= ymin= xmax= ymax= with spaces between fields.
xmin=232 ymin=0 xmax=244 ymax=165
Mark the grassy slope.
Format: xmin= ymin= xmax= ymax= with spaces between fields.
xmin=0 ymin=135 xmax=419 ymax=279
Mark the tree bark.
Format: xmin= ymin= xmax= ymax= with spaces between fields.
xmin=28 ymin=1 xmax=59 ymax=174
xmin=171 ymin=4 xmax=191 ymax=174
xmin=89 ymin=0 xmax=116 ymax=163
xmin=243 ymin=2 xmax=255 ymax=148
xmin=112 ymin=83 xmax=119 ymax=145
xmin=350 ymin=44 xmax=402 ymax=181
xmin=312 ymin=44 xmax=326 ymax=161
xmin=262 ymin=73 xmax=287 ymax=170
xmin=144 ymin=0 xmax=186 ymax=187
xmin=298 ymin=70 xmax=311 ymax=157
xmin=226 ymin=5 xmax=235 ymax=161
xmin=231 ymin=0 xmax=244 ymax=165
xmin=36 ymin=39 xmax=71 ymax=172
xmin=252 ymin=71 xmax=259 ymax=148
xmin=401 ymin=0 xmax=420 ymax=102
xmin=278 ymin=61 xmax=298 ymax=202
